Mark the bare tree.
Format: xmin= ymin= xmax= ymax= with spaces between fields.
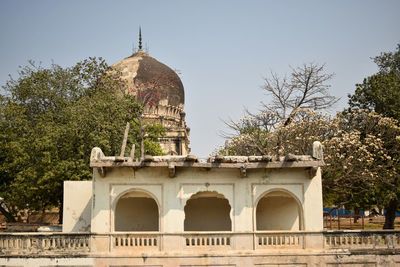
xmin=223 ymin=63 xmax=338 ymax=156
xmin=262 ymin=63 xmax=337 ymax=126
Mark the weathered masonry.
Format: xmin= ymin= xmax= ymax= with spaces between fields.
xmin=79 ymin=142 xmax=325 ymax=235
xmin=1 ymin=143 xmax=400 ymax=266
xmin=111 ymin=42 xmax=190 ymax=156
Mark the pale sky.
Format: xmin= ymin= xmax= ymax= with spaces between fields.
xmin=1 ymin=0 xmax=399 ymax=158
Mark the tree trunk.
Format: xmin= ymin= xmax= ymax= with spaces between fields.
xmin=354 ymin=208 xmax=359 ymax=223
xmin=383 ymin=199 xmax=398 ymax=229
xmin=378 ymin=206 xmax=384 ymax=216
xmin=58 ymin=198 xmax=64 ymax=225
xmin=0 ymin=204 xmax=16 ymax=222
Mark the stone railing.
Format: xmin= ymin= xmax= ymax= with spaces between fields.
xmin=182 ymin=232 xmax=232 ymax=250
xmin=0 ymin=233 xmax=90 ymax=255
xmin=111 ymin=233 xmax=160 ymax=251
xmin=255 ymin=231 xmax=305 ymax=249
xmin=324 ymin=230 xmax=400 ymax=249
xmin=2 ymin=231 xmax=400 ymax=256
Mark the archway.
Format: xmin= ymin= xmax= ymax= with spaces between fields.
xmin=184 ymin=191 xmax=231 ymax=231
xmin=256 ymin=190 xmax=302 ymax=231
xmin=114 ymin=190 xmax=159 ymax=232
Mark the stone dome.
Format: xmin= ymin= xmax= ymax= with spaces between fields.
xmin=111 ymin=50 xmax=184 ymax=109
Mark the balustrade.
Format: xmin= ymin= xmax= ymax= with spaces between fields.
xmin=324 ymin=230 xmax=400 ymax=249
xmin=2 ymin=231 xmax=400 ymax=256
xmin=111 ymin=233 xmax=160 ymax=251
xmin=0 ymin=233 xmax=90 ymax=255
xmin=256 ymin=232 xmax=304 ymax=249
xmin=183 ymin=233 xmax=231 ymax=249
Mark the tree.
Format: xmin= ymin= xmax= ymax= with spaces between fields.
xmin=349 ymin=44 xmax=400 ymax=120
xmin=222 ymin=63 xmax=337 ymax=156
xmin=0 ymin=58 xmax=165 ymax=222
xmin=222 ymin=106 xmax=400 ymax=229
xmin=347 ymin=44 xmax=400 ymax=229
xmin=221 ymin=58 xmax=400 ymax=229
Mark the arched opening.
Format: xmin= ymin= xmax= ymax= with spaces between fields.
xmin=114 ymin=190 xmax=159 ymax=232
xmin=184 ymin=191 xmax=231 ymax=231
xmin=256 ymin=190 xmax=302 ymax=231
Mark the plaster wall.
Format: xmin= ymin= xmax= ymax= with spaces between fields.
xmin=184 ymin=197 xmax=231 ymax=231
xmin=115 ymin=196 xmax=159 ymax=231
xmin=2 ymin=252 xmax=400 ymax=267
xmin=62 ymin=181 xmax=92 ymax=232
xmin=256 ymin=194 xmax=299 ymax=230
xmin=89 ymin=166 xmax=323 ymax=233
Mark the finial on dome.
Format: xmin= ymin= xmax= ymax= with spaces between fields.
xmin=138 ymin=26 xmax=143 ymax=51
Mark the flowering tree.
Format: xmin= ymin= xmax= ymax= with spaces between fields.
xmin=221 ymin=57 xmax=400 ymax=228
xmin=223 ymin=63 xmax=337 ymax=157
xmin=324 ymin=110 xmax=400 ymax=228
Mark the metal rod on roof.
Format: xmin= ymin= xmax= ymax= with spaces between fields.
xmin=120 ymin=122 xmax=130 ymax=157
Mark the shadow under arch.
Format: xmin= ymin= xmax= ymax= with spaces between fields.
xmin=113 ymin=188 xmax=160 ymax=232
xmin=254 ymin=188 xmax=304 ymax=231
xmin=184 ymin=191 xmax=232 ymax=231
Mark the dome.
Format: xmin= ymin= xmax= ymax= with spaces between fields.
xmin=111 ymin=50 xmax=184 ymax=109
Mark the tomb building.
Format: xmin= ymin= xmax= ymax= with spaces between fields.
xmin=111 ymin=29 xmax=190 ymax=156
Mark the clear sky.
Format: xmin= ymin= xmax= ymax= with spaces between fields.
xmin=1 ymin=0 xmax=399 ymax=159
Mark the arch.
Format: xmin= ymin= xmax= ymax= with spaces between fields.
xmin=255 ymin=188 xmax=304 ymax=231
xmin=184 ymin=191 xmax=232 ymax=231
xmin=114 ymin=189 xmax=160 ymax=232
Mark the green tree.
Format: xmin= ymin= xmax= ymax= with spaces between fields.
xmin=349 ymin=44 xmax=400 ymax=120
xmin=347 ymin=44 xmax=400 ymax=229
xmin=0 ymin=58 xmax=165 ymax=222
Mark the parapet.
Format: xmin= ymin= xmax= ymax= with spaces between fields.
xmin=90 ymin=141 xmax=324 ymax=178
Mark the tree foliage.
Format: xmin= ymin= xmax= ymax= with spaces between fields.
xmin=221 ymin=58 xmax=400 ymax=229
xmin=222 ymin=107 xmax=400 ymax=228
xmin=349 ymin=44 xmax=400 ymax=120
xmin=0 ymin=58 xmax=164 ymax=221
xmin=323 ymin=111 xmax=400 ymax=215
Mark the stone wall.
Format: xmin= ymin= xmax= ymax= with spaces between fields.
xmin=1 ymin=231 xmax=400 ymax=266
